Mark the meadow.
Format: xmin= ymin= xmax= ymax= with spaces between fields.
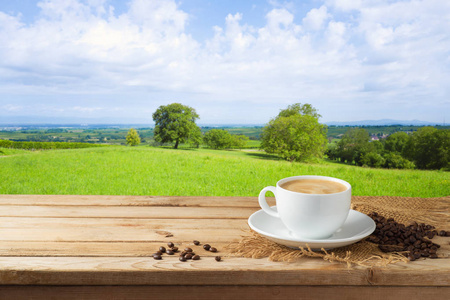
xmin=0 ymin=146 xmax=448 ymax=197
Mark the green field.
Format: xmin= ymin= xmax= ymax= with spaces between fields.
xmin=0 ymin=146 xmax=448 ymax=197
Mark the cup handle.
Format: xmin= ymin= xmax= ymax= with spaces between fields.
xmin=258 ymin=186 xmax=280 ymax=218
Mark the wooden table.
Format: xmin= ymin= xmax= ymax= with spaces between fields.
xmin=0 ymin=195 xmax=448 ymax=299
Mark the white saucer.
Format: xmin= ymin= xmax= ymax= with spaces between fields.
xmin=248 ymin=207 xmax=376 ymax=250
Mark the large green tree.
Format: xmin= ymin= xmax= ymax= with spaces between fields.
xmin=152 ymin=103 xmax=200 ymax=149
xmin=260 ymin=103 xmax=327 ymax=162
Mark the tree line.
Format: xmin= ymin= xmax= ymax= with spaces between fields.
xmin=0 ymin=140 xmax=106 ymax=150
xmin=124 ymin=101 xmax=448 ymax=171
xmin=327 ymin=127 xmax=449 ymax=170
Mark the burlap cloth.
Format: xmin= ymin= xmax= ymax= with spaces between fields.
xmin=228 ymin=196 xmax=449 ymax=267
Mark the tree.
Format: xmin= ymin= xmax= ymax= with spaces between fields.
xmin=204 ymin=129 xmax=232 ymax=149
xmin=336 ymin=128 xmax=371 ymax=165
xmin=384 ymin=132 xmax=410 ymax=153
xmin=260 ymin=103 xmax=327 ymax=162
xmin=187 ymin=126 xmax=203 ymax=148
xmin=204 ymin=129 xmax=249 ymax=149
xmin=360 ymin=152 xmax=385 ymax=168
xmin=404 ymin=127 xmax=449 ymax=170
xmin=383 ymin=152 xmax=415 ymax=169
xmin=152 ymin=103 xmax=200 ymax=149
xmin=126 ymin=128 xmax=141 ymax=146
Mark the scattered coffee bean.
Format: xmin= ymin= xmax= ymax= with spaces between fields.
xmin=152 ymin=241 xmax=221 ymax=263
xmin=439 ymin=230 xmax=446 ymax=236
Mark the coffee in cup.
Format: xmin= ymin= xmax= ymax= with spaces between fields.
xmin=258 ymin=175 xmax=351 ymax=239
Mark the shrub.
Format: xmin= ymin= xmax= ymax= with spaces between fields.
xmin=383 ymin=152 xmax=415 ymax=169
xmin=360 ymin=152 xmax=386 ymax=168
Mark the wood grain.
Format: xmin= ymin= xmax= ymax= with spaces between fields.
xmin=1 ymin=286 xmax=449 ymax=300
xmin=0 ymin=205 xmax=258 ymax=219
xmin=0 ymin=194 xmax=273 ymax=207
xmin=0 ymin=194 xmax=448 ymax=289
xmin=0 ymin=255 xmax=448 ymax=286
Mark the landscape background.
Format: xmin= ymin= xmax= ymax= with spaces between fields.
xmin=1 ymin=0 xmax=448 ymax=199
xmin=1 ymin=122 xmax=449 ymax=198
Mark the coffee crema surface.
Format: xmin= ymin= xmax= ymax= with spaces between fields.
xmin=280 ymin=179 xmax=347 ymax=194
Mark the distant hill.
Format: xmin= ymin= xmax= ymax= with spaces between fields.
xmin=0 ymin=115 xmax=443 ymax=127
xmin=325 ymin=119 xmax=441 ymax=126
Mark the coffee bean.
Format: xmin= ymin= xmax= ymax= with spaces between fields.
xmin=430 ymin=253 xmax=438 ymax=259
xmin=153 ymin=254 xmax=162 ymax=260
xmin=185 ymin=247 xmax=193 ymax=252
xmin=367 ymin=212 xmax=447 ymax=262
xmin=185 ymin=253 xmax=193 ymax=260
xmin=155 ymin=250 xmax=162 ymax=255
xmin=193 ymin=240 xmax=200 ymax=245
xmin=179 ymin=256 xmax=186 ymax=262
xmin=193 ymin=255 xmax=200 ymax=260
xmin=166 ymin=249 xmax=174 ymax=255
xmin=215 ymin=256 xmax=221 ymax=262
xmin=159 ymin=246 xmax=166 ymax=253
xmin=203 ymin=244 xmax=211 ymax=250
xmin=167 ymin=242 xmax=174 ymax=248
xmin=209 ymin=247 xmax=217 ymax=253
xmin=171 ymin=247 xmax=178 ymax=252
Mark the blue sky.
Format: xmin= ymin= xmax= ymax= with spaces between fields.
xmin=0 ymin=0 xmax=449 ymax=125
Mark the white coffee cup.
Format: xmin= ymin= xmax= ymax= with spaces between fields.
xmin=258 ymin=175 xmax=351 ymax=239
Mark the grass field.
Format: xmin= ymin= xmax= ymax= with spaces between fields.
xmin=0 ymin=146 xmax=448 ymax=197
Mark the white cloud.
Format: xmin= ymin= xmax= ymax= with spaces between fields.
xmin=302 ymin=5 xmax=330 ymax=31
xmin=0 ymin=0 xmax=448 ymax=123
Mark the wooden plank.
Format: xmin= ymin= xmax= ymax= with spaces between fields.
xmin=0 ymin=285 xmax=448 ymax=300
xmin=0 ymin=195 xmax=272 ymax=207
xmin=0 ymin=216 xmax=246 ymax=229
xmin=0 ymin=205 xmax=258 ymax=219
xmin=0 ymin=257 xmax=448 ymax=286
xmin=0 ymin=241 xmax=233 ymax=257
xmin=0 ymin=226 xmax=244 ymax=242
